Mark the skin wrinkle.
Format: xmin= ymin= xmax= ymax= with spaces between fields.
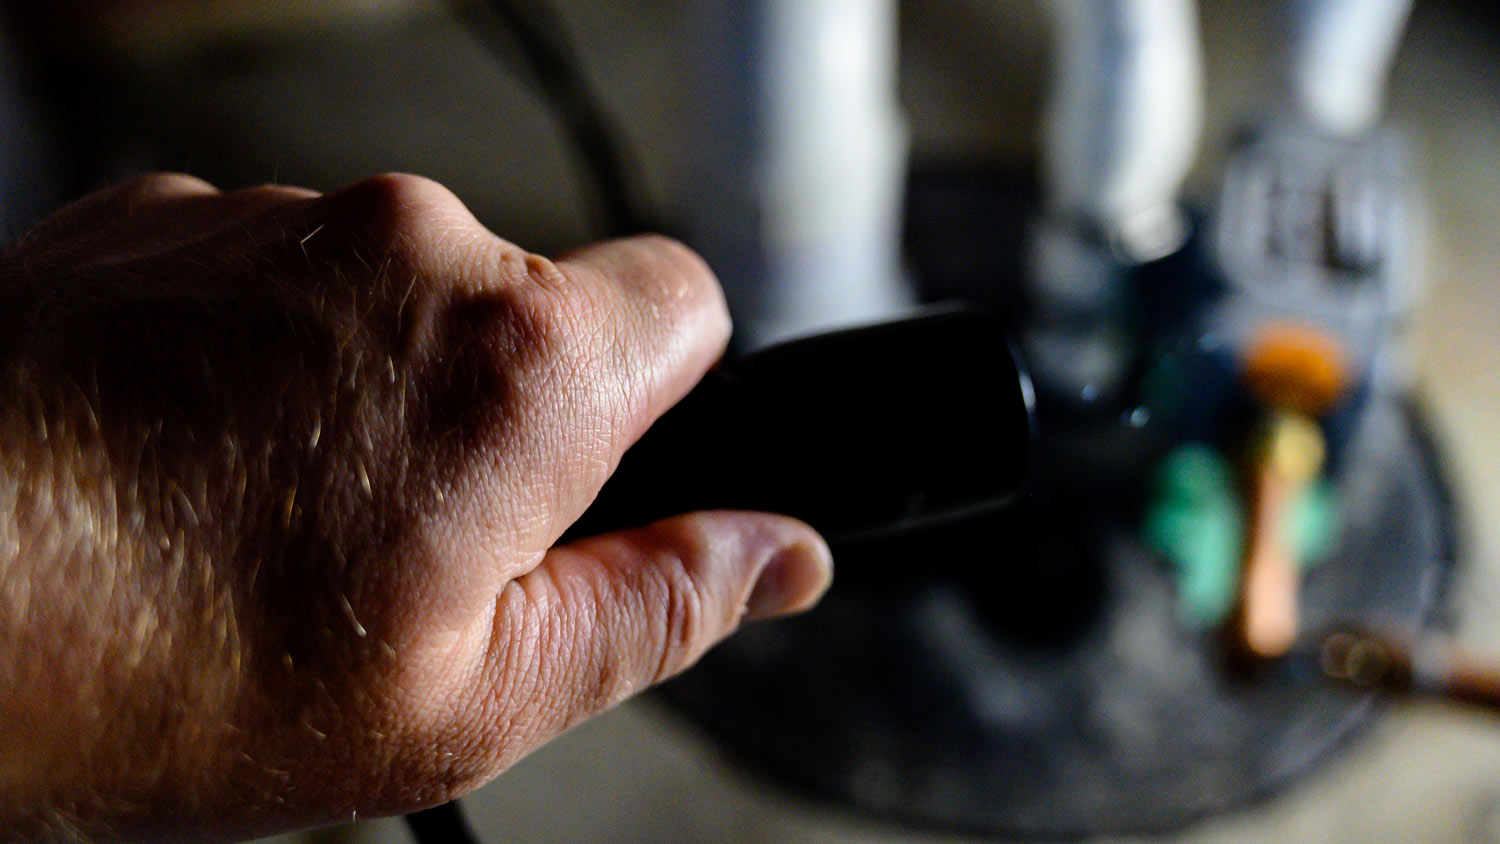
xmin=652 ymin=547 xmax=709 ymax=686
xmin=479 ymin=580 xmax=548 ymax=775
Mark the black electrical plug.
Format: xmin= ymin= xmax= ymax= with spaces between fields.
xmin=567 ymin=305 xmax=1036 ymax=548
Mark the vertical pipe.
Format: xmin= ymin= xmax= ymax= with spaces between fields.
xmin=1284 ymin=0 xmax=1414 ymax=138
xmin=1026 ymin=0 xmax=1203 ymax=407
xmin=685 ymin=0 xmax=910 ymax=349
xmin=1041 ymin=0 xmax=1203 ymax=259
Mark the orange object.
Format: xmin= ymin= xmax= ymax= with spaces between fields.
xmin=1242 ymin=322 xmax=1353 ymax=417
xmin=1235 ymin=413 xmax=1326 ymax=658
xmin=1233 ymin=322 xmax=1349 ymax=660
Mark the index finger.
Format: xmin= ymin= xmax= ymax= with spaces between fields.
xmin=429 ymin=233 xmax=732 ymax=592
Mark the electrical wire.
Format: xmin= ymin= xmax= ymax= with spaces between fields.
xmin=449 ymin=0 xmax=655 ymax=237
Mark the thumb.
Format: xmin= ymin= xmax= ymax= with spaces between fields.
xmin=466 ymin=511 xmax=831 ymax=772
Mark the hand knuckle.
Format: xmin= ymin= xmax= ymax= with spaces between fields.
xmin=347 ymin=172 xmax=456 ymax=212
xmin=324 ymin=173 xmax=469 ymax=248
xmin=125 ymin=171 xmax=218 ymax=199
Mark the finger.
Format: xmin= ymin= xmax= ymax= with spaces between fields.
xmin=466 ymin=511 xmax=832 ymax=773
xmin=117 ymin=184 xmax=323 ymax=251
xmin=435 ymin=233 xmax=732 ymax=581
xmin=23 ymin=172 xmax=220 ymax=245
xmin=187 ymin=183 xmax=323 ymax=221
xmin=552 ymin=235 xmax=732 ymax=446
xmin=23 ymin=174 xmax=320 ymax=262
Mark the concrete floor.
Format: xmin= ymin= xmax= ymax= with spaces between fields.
xmin=57 ymin=1 xmax=1500 ymax=842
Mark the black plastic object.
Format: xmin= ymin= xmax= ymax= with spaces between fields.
xmin=565 ymin=306 xmax=1035 ymax=547
xmin=404 ymin=801 xmax=479 ymax=844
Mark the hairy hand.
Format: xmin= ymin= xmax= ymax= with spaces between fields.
xmin=0 ymin=173 xmax=831 ymax=841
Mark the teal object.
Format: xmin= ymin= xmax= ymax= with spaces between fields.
xmin=1143 ymin=445 xmax=1339 ymax=628
xmin=1144 ymin=445 xmax=1243 ymax=628
xmin=1290 ymin=480 xmax=1338 ymax=568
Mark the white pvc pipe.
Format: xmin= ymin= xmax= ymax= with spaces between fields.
xmin=1041 ymin=0 xmax=1203 ymax=260
xmin=1284 ymin=0 xmax=1414 ymax=137
xmin=686 ymin=0 xmax=911 ymax=348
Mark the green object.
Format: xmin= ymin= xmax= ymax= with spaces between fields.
xmin=1290 ymin=480 xmax=1338 ymax=568
xmin=1143 ymin=444 xmax=1340 ymax=628
xmin=1144 ymin=445 xmax=1243 ymax=628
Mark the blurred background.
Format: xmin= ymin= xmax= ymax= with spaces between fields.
xmin=4 ymin=0 xmax=1500 ymax=841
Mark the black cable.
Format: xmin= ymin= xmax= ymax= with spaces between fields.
xmin=405 ymin=800 xmax=482 ymax=844
xmin=450 ymin=0 xmax=655 ymax=237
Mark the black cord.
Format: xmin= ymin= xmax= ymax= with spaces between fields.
xmin=449 ymin=0 xmax=655 ymax=237
xmin=405 ymin=800 xmax=482 ymax=844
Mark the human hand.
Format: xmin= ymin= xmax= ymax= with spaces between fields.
xmin=0 ymin=173 xmax=831 ymax=841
